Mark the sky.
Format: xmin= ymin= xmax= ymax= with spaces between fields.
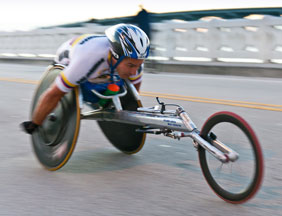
xmin=0 ymin=0 xmax=281 ymax=31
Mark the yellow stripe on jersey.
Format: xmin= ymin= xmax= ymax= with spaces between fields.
xmin=107 ymin=51 xmax=112 ymax=63
xmin=71 ymin=34 xmax=93 ymax=47
xmin=60 ymin=71 xmax=76 ymax=88
xmin=129 ymin=71 xmax=143 ymax=81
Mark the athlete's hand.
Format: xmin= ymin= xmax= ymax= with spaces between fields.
xmin=20 ymin=121 xmax=39 ymax=134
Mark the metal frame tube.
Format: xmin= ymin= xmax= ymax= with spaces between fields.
xmin=81 ymin=110 xmax=190 ymax=132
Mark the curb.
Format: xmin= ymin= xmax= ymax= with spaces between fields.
xmin=1 ymin=57 xmax=282 ymax=78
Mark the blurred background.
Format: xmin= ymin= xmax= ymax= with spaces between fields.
xmin=1 ymin=0 xmax=281 ymax=31
xmin=0 ymin=0 xmax=282 ymax=76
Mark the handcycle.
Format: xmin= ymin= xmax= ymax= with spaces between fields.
xmin=30 ymin=64 xmax=264 ymax=204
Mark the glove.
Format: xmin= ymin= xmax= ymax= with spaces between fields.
xmin=20 ymin=121 xmax=39 ymax=134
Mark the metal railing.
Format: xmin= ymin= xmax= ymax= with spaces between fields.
xmin=0 ymin=15 xmax=282 ymax=66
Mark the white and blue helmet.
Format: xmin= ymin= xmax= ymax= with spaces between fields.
xmin=105 ymin=24 xmax=150 ymax=60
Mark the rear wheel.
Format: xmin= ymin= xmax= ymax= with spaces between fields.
xmin=31 ymin=65 xmax=81 ymax=171
xmin=199 ymin=111 xmax=264 ymax=203
xmin=97 ymin=82 xmax=146 ymax=154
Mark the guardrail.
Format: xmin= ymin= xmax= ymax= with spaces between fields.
xmin=153 ymin=15 xmax=282 ymax=65
xmin=0 ymin=15 xmax=282 ymax=68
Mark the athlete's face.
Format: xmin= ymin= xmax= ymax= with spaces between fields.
xmin=114 ymin=57 xmax=144 ymax=79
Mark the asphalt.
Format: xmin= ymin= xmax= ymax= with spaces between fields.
xmin=1 ymin=63 xmax=282 ymax=215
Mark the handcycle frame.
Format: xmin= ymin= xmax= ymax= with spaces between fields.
xmin=31 ymin=64 xmax=263 ymax=204
xmin=81 ymin=79 xmax=238 ymax=164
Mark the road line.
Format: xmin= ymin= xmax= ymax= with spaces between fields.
xmin=140 ymin=92 xmax=282 ymax=112
xmin=0 ymin=77 xmax=38 ymax=84
xmin=1 ymin=77 xmax=281 ymax=112
xmin=141 ymin=91 xmax=282 ymax=108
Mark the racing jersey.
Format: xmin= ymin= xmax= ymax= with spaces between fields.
xmin=54 ymin=34 xmax=143 ymax=93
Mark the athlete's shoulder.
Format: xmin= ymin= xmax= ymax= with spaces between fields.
xmin=74 ymin=35 xmax=109 ymax=54
xmin=70 ymin=36 xmax=109 ymax=61
xmin=70 ymin=34 xmax=100 ymax=45
xmin=72 ymin=35 xmax=108 ymax=48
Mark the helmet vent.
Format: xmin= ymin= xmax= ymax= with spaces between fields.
xmin=140 ymin=38 xmax=143 ymax=46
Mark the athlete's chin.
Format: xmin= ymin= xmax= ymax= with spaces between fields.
xmin=119 ymin=74 xmax=130 ymax=79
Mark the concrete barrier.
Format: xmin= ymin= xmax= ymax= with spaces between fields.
xmin=1 ymin=15 xmax=282 ymax=78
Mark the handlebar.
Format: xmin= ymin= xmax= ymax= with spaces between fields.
xmin=91 ymin=85 xmax=127 ymax=99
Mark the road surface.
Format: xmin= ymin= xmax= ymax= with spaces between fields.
xmin=0 ymin=63 xmax=281 ymax=215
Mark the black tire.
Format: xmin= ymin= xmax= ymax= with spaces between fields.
xmin=97 ymin=83 xmax=146 ymax=154
xmin=199 ymin=111 xmax=264 ymax=203
xmin=31 ymin=65 xmax=81 ymax=171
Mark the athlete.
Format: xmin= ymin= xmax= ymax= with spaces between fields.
xmin=21 ymin=23 xmax=150 ymax=134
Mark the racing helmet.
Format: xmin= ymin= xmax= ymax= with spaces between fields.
xmin=105 ymin=24 xmax=150 ymax=60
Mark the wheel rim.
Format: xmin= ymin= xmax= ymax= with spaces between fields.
xmin=199 ymin=112 xmax=263 ymax=203
xmin=31 ymin=65 xmax=81 ymax=170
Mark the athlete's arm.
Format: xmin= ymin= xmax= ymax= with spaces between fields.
xmin=32 ymin=83 xmax=66 ymax=125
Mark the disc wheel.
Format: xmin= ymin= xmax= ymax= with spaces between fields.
xmin=97 ymin=83 xmax=146 ymax=154
xmin=31 ymin=65 xmax=81 ymax=171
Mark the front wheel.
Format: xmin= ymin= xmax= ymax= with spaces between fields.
xmin=199 ymin=111 xmax=264 ymax=203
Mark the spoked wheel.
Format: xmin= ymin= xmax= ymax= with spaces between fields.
xmin=199 ymin=111 xmax=264 ymax=203
xmin=31 ymin=65 xmax=81 ymax=171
